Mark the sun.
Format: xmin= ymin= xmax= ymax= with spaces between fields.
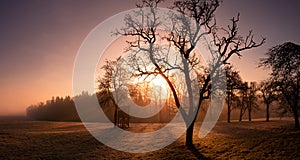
xmin=130 ymin=74 xmax=169 ymax=102
xmin=149 ymin=75 xmax=168 ymax=100
xmin=151 ymin=75 xmax=165 ymax=86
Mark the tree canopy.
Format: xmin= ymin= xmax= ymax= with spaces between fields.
xmin=260 ymin=42 xmax=300 ymax=128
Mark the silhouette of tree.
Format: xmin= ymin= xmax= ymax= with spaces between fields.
xmin=225 ymin=65 xmax=243 ymax=123
xmin=238 ymin=82 xmax=260 ymax=121
xmin=98 ymin=57 xmax=130 ymax=126
xmin=260 ymin=42 xmax=300 ymax=128
xmin=97 ymin=57 xmax=133 ymax=127
xmin=170 ymin=0 xmax=264 ymax=145
xmin=258 ymin=80 xmax=277 ymax=122
xmin=98 ymin=59 xmax=118 ymax=125
xmin=115 ymin=0 xmax=264 ymax=147
xmin=247 ymin=82 xmax=260 ymax=121
xmin=238 ymin=82 xmax=248 ymax=122
xmin=26 ymin=95 xmax=79 ymax=121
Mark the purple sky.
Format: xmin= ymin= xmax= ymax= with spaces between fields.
xmin=0 ymin=0 xmax=299 ymax=115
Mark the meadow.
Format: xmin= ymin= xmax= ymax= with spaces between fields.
xmin=0 ymin=118 xmax=299 ymax=159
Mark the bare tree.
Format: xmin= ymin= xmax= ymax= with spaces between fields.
xmin=238 ymin=82 xmax=248 ymax=122
xmin=247 ymin=82 xmax=259 ymax=121
xmin=225 ymin=65 xmax=243 ymax=123
xmin=168 ymin=0 xmax=264 ymax=146
xmin=98 ymin=57 xmax=130 ymax=127
xmin=238 ymin=82 xmax=260 ymax=121
xmin=260 ymin=42 xmax=300 ymax=128
xmin=98 ymin=59 xmax=118 ymax=125
xmin=116 ymin=0 xmax=265 ymax=147
xmin=258 ymin=80 xmax=277 ymax=122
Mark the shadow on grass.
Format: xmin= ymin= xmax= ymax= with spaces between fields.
xmin=187 ymin=144 xmax=210 ymax=160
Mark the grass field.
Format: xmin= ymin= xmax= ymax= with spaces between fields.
xmin=0 ymin=118 xmax=299 ymax=159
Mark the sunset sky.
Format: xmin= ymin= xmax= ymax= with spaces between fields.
xmin=0 ymin=0 xmax=300 ymax=116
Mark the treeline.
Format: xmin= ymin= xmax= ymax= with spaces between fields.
xmin=27 ymin=96 xmax=80 ymax=121
xmin=26 ymin=91 xmax=177 ymax=123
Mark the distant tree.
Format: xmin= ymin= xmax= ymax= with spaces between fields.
xmin=247 ymin=82 xmax=259 ymax=121
xmin=258 ymin=80 xmax=277 ymax=122
xmin=98 ymin=59 xmax=118 ymax=125
xmin=98 ymin=57 xmax=131 ymax=127
xmin=260 ymin=42 xmax=300 ymax=128
xmin=238 ymin=82 xmax=260 ymax=121
xmin=238 ymin=82 xmax=248 ymax=122
xmin=225 ymin=65 xmax=243 ymax=123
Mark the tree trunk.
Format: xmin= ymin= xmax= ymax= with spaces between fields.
xmin=185 ymin=120 xmax=195 ymax=147
xmin=239 ymin=108 xmax=243 ymax=122
xmin=227 ymin=93 xmax=231 ymax=123
xmin=248 ymin=104 xmax=252 ymax=122
xmin=114 ymin=107 xmax=118 ymax=126
xmin=227 ymin=106 xmax=231 ymax=123
xmin=266 ymin=103 xmax=270 ymax=122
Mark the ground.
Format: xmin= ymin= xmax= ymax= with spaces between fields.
xmin=0 ymin=118 xmax=299 ymax=159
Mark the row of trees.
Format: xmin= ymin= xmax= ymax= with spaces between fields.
xmin=225 ymin=70 xmax=281 ymax=123
xmin=27 ymin=96 xmax=80 ymax=121
xmin=27 ymin=92 xmax=115 ymax=122
xmin=97 ymin=59 xmax=295 ymax=125
xmin=225 ymin=67 xmax=260 ymax=123
xmin=27 ymin=89 xmax=177 ymax=123
xmin=224 ymin=41 xmax=300 ymax=129
xmin=26 ymin=92 xmax=120 ymax=122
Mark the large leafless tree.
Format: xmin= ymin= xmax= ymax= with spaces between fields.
xmin=116 ymin=0 xmax=265 ymax=147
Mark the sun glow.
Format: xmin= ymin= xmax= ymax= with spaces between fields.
xmin=130 ymin=74 xmax=169 ymax=103
xmin=149 ymin=75 xmax=168 ymax=100
xmin=150 ymin=75 xmax=166 ymax=86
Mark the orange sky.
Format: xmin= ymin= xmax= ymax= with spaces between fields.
xmin=0 ymin=0 xmax=299 ymax=116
